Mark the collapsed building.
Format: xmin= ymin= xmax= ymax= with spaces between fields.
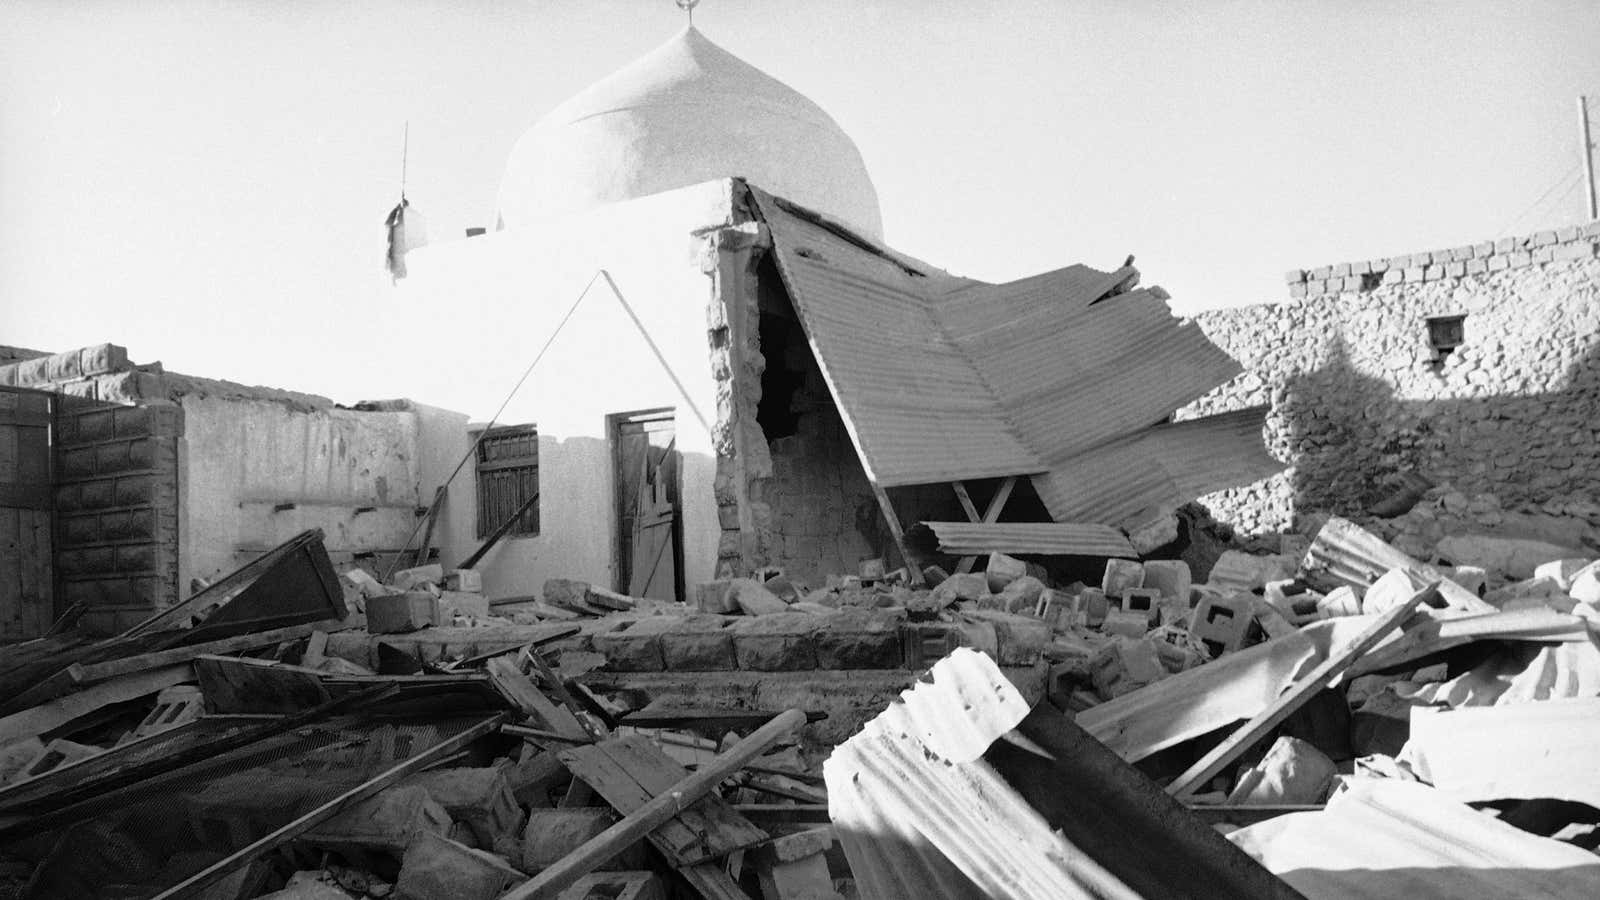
xmin=2 ymin=22 xmax=1599 ymax=900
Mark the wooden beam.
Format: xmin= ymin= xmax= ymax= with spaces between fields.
xmin=66 ymin=621 xmax=341 ymax=687
xmin=486 ymin=656 xmax=587 ymax=738
xmin=866 ymin=481 xmax=923 ymax=587
xmin=150 ymin=713 xmax=509 ymax=900
xmin=520 ymin=645 xmax=604 ymax=741
xmin=0 ymin=665 xmax=192 ymax=746
xmin=954 ymin=475 xmax=1018 ymax=575
xmin=1165 ymin=585 xmax=1436 ymax=798
xmin=501 ymin=709 xmax=805 ymax=900
xmin=459 ymin=490 xmax=539 ymax=570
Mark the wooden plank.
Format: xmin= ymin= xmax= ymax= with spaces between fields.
xmin=561 ymin=735 xmax=768 ymax=866
xmin=506 ymin=709 xmax=802 ymax=900
xmin=459 ymin=490 xmax=539 ymax=570
xmin=0 ymin=507 xmax=21 ymax=642
xmin=678 ymin=864 xmax=754 ymax=900
xmin=485 ymin=655 xmax=586 ymax=738
xmin=954 ymin=475 xmax=1017 ymax=576
xmin=149 ymin=713 xmax=510 ymax=900
xmin=0 ymin=665 xmax=192 ymax=746
xmin=67 ymin=621 xmax=339 ymax=686
xmin=951 ymin=482 xmax=981 ymax=522
xmin=19 ymin=509 xmax=49 ymax=639
xmin=1165 ymin=585 xmax=1436 ymax=798
xmin=192 ymin=655 xmax=330 ymax=714
xmin=866 ymin=481 xmax=923 ymax=587
xmin=521 ymin=645 xmax=604 ymax=740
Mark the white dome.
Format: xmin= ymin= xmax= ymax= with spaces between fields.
xmin=496 ymin=26 xmax=883 ymax=239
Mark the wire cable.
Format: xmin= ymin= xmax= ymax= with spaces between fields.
xmin=1497 ymin=161 xmax=1584 ymax=237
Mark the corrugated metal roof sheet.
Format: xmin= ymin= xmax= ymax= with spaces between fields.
xmin=756 ymin=196 xmax=1045 ymax=486
xmin=751 ymin=187 xmax=1283 ymax=522
xmin=1031 ymin=407 xmax=1284 ymax=523
xmin=1304 ymin=517 xmax=1495 ymax=613
xmin=825 ymin=648 xmax=1139 ymax=900
xmin=920 ymin=521 xmax=1137 ymax=558
xmin=1403 ymin=698 xmax=1600 ymax=808
xmin=1228 ymin=779 xmax=1600 ymax=899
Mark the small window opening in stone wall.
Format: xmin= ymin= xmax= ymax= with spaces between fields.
xmin=1425 ymin=314 xmax=1467 ymax=368
xmin=1359 ymin=271 xmax=1383 ymax=292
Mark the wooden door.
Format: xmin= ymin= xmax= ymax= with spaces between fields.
xmin=0 ymin=387 xmax=53 ymax=642
xmin=613 ymin=410 xmax=681 ymax=602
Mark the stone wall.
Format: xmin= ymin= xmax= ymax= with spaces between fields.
xmin=1182 ymin=221 xmax=1600 ymax=537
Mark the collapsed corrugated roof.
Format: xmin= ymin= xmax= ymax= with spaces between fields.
xmin=917 ymin=521 xmax=1137 ymax=558
xmin=751 ymin=188 xmax=1283 ymax=525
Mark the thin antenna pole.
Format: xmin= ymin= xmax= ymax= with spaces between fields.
xmin=1580 ymin=96 xmax=1597 ymax=220
xmin=400 ymin=121 xmax=409 ymax=202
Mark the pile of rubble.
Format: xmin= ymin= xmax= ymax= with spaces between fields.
xmin=3 ymin=502 xmax=1599 ymax=899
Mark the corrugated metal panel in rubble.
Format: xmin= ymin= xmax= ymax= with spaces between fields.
xmin=1031 ymin=407 xmax=1283 ymax=524
xmin=1403 ymin=698 xmax=1600 ymax=808
xmin=921 ymin=521 xmax=1137 ymax=558
xmin=824 ymin=648 xmax=1142 ymax=900
xmin=1228 ymin=779 xmax=1600 ymax=899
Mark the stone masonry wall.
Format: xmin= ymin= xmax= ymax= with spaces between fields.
xmin=1181 ymin=220 xmax=1600 ymax=536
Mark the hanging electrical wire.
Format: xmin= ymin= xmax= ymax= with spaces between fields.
xmin=1497 ymin=161 xmax=1584 ymax=237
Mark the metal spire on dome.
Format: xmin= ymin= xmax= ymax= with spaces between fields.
xmin=674 ymin=0 xmax=700 ymax=26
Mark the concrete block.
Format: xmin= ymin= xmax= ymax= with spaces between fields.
xmin=983 ymin=552 xmax=1028 ymax=592
xmin=1226 ymin=736 xmax=1337 ymax=805
xmin=438 ymin=590 xmax=490 ymax=619
xmin=1316 ymin=585 xmax=1361 ymax=618
xmin=392 ymin=564 xmax=444 ymax=590
xmin=1090 ymin=638 xmax=1166 ymax=699
xmin=752 ymin=827 xmax=834 ymax=900
xmin=1101 ymin=558 xmax=1145 ymax=598
xmin=1101 ymin=609 xmax=1150 ymax=639
xmin=1189 ymin=593 xmax=1254 ymax=658
xmin=728 ymin=577 xmax=790 ymax=615
xmin=963 ymin=609 xmax=1050 ymax=665
xmin=695 ymin=580 xmax=739 ymax=614
xmin=402 ymin=766 xmax=522 ymax=852
xmin=814 ymin=607 xmax=904 ymax=669
xmin=367 ymin=592 xmax=440 ymax=634
xmin=1124 ymin=506 xmax=1179 ymax=554
xmin=522 ymin=807 xmax=645 ymax=872
xmin=1263 ymin=579 xmax=1323 ymax=625
xmin=1207 ymin=551 xmax=1295 ymax=593
xmin=731 ymin=613 xmax=820 ymax=670
xmin=996 ymin=575 xmax=1046 ymax=612
xmin=930 ymin=571 xmax=988 ymax=605
xmin=1140 ymin=559 xmax=1192 ymax=603
xmin=921 ymin=564 xmax=950 ymax=587
xmin=1037 ymin=589 xmax=1082 ymax=633
xmin=660 ymin=615 xmax=737 ymax=670
xmin=1079 ymin=587 xmax=1109 ymax=628
xmin=395 ymin=832 xmax=522 ymax=900
xmin=505 ymin=749 xmax=568 ymax=808
xmin=1251 ymin=597 xmax=1298 ymax=638
xmin=556 ymin=871 xmax=665 ymax=900
xmin=592 ymin=617 xmax=674 ymax=672
xmin=951 ymin=619 xmax=999 ymax=658
xmin=1118 ymin=587 xmax=1162 ymax=625
xmin=544 ymin=577 xmax=593 ymax=611
xmin=901 ymin=622 xmax=961 ymax=669
xmin=444 ymin=569 xmax=483 ymax=593
xmin=308 ymin=785 xmax=452 ymax=853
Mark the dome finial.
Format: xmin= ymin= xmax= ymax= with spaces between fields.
xmin=675 ymin=0 xmax=700 ymax=27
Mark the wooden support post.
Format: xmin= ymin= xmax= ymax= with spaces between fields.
xmin=866 ymin=481 xmax=923 ymax=587
xmin=500 ymin=709 xmax=805 ymax=900
xmin=1165 ymin=585 xmax=1436 ymax=798
xmin=954 ymin=476 xmax=1017 ymax=575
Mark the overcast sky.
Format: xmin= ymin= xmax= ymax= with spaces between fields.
xmin=3 ymin=1 xmax=1598 ymax=407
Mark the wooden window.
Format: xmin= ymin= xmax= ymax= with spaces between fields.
xmin=475 ymin=425 xmax=539 ymax=538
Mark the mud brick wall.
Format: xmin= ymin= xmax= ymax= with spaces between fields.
xmin=1180 ymin=221 xmax=1600 ymax=536
xmin=54 ymin=399 xmax=183 ymax=632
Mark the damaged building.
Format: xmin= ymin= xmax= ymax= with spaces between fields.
xmin=2 ymin=20 xmax=1600 ymax=900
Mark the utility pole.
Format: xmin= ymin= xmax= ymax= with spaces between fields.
xmin=1582 ymin=95 xmax=1598 ymax=220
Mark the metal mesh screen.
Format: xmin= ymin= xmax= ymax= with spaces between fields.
xmin=0 ymin=715 xmax=488 ymax=899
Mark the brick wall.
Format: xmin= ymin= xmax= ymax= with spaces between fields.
xmin=54 ymin=399 xmax=183 ymax=633
xmin=1182 ymin=219 xmax=1600 ymax=536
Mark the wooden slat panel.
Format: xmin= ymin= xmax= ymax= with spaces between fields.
xmin=560 ymin=735 xmax=768 ymax=866
xmin=0 ymin=508 xmax=22 ymax=642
